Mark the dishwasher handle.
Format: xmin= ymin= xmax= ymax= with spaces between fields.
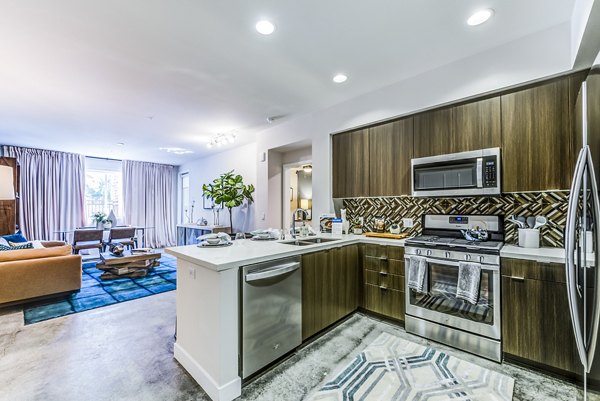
xmin=245 ymin=261 xmax=301 ymax=282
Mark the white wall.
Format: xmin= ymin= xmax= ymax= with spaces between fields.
xmin=178 ymin=142 xmax=257 ymax=233
xmin=254 ymin=23 xmax=573 ymax=230
xmin=572 ymin=0 xmax=597 ymax=64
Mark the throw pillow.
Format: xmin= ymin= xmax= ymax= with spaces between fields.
xmin=1 ymin=231 xmax=28 ymax=244
xmin=0 ymin=243 xmax=34 ymax=251
xmin=0 ymin=237 xmax=8 ymax=247
xmin=9 ymin=240 xmax=44 ymax=249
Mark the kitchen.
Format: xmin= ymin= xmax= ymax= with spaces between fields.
xmin=166 ymin=54 xmax=600 ymax=400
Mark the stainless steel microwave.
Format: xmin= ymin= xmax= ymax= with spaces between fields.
xmin=411 ymin=147 xmax=501 ymax=197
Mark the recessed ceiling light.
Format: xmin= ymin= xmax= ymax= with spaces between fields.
xmin=116 ymin=142 xmax=125 ymax=146
xmin=256 ymin=20 xmax=275 ymax=35
xmin=467 ymin=9 xmax=494 ymax=26
xmin=159 ymin=147 xmax=193 ymax=155
xmin=333 ymin=74 xmax=348 ymax=83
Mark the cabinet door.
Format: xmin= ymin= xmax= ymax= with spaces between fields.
xmin=331 ymin=245 xmax=360 ymax=319
xmin=302 ymin=246 xmax=359 ymax=340
xmin=332 ymin=129 xmax=370 ymax=197
xmin=413 ymin=108 xmax=453 ymax=158
xmin=501 ymin=77 xmax=573 ymax=191
xmin=501 ymin=260 xmax=579 ymax=373
xmin=302 ymin=250 xmax=330 ymax=340
xmin=369 ymin=118 xmax=413 ymax=196
xmin=452 ymin=97 xmax=501 ymax=153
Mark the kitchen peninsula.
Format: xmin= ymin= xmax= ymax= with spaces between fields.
xmin=165 ymin=233 xmax=570 ymax=401
xmin=165 ymin=234 xmax=404 ymax=401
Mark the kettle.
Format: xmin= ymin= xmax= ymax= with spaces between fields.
xmin=461 ymin=227 xmax=489 ymax=242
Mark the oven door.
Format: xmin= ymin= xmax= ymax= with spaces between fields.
xmin=404 ymin=256 xmax=501 ymax=340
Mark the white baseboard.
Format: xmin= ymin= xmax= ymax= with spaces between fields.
xmin=174 ymin=343 xmax=242 ymax=401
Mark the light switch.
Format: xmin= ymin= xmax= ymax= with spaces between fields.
xmin=188 ymin=267 xmax=196 ymax=280
xmin=402 ymin=218 xmax=414 ymax=228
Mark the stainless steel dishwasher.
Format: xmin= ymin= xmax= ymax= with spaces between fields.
xmin=241 ymin=256 xmax=302 ymax=379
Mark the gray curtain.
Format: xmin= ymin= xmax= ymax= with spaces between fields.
xmin=123 ymin=160 xmax=176 ymax=248
xmin=2 ymin=146 xmax=86 ymax=241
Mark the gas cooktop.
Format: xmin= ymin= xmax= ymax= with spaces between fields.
xmin=405 ymin=235 xmax=504 ymax=252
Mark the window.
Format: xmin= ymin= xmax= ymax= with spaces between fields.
xmin=85 ymin=158 xmax=123 ymax=224
xmin=181 ymin=173 xmax=190 ymax=223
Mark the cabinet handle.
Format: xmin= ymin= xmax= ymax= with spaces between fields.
xmin=379 ymin=271 xmax=388 ymax=276
xmin=379 ymin=285 xmax=388 ymax=291
xmin=378 ymin=256 xmax=388 ymax=261
xmin=509 ymin=276 xmax=525 ymax=282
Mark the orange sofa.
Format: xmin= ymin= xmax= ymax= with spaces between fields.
xmin=0 ymin=241 xmax=82 ymax=306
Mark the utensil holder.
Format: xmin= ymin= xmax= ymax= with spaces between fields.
xmin=518 ymin=228 xmax=540 ymax=248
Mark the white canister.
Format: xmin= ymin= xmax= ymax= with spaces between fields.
xmin=518 ymin=228 xmax=540 ymax=248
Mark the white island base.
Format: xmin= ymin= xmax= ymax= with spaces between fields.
xmin=173 ymin=257 xmax=241 ymax=401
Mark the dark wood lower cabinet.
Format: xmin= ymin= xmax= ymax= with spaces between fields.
xmin=302 ymin=245 xmax=359 ymax=340
xmin=362 ymin=244 xmax=406 ymax=321
xmin=363 ymin=284 xmax=405 ymax=321
xmin=501 ymin=258 xmax=579 ymax=373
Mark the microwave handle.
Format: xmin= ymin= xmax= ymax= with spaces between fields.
xmin=476 ymin=158 xmax=483 ymax=188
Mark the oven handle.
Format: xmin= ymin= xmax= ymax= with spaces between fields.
xmin=407 ymin=256 xmax=499 ymax=272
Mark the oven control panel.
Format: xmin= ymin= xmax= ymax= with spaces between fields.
xmin=405 ymin=246 xmax=500 ymax=267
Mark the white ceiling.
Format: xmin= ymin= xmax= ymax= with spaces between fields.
xmin=0 ymin=0 xmax=575 ymax=165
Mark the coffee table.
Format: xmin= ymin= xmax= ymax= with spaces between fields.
xmin=96 ymin=250 xmax=161 ymax=280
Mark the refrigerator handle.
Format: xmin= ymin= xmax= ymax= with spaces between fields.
xmin=566 ymin=147 xmax=589 ymax=371
xmin=584 ymin=146 xmax=600 ymax=372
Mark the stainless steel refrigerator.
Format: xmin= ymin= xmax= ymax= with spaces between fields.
xmin=566 ymin=58 xmax=600 ymax=400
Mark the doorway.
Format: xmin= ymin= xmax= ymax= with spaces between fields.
xmin=282 ymin=162 xmax=312 ymax=231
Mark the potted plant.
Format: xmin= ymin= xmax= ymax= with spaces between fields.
xmin=203 ymin=170 xmax=255 ymax=233
xmin=92 ymin=212 xmax=107 ymax=229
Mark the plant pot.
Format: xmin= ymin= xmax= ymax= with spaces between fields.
xmin=96 ymin=222 xmax=103 ymax=229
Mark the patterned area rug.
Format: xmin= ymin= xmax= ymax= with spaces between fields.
xmin=22 ymin=253 xmax=177 ymax=325
xmin=308 ymin=332 xmax=514 ymax=401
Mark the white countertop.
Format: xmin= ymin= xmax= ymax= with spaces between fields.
xmin=165 ymin=234 xmax=406 ymax=271
xmin=166 ymin=233 xmax=581 ymax=270
xmin=500 ymin=244 xmax=567 ymax=264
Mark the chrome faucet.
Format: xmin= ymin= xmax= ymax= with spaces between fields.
xmin=291 ymin=208 xmax=308 ymax=239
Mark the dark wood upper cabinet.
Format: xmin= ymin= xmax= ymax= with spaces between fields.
xmin=452 ymin=97 xmax=501 ymax=153
xmin=413 ymin=98 xmax=501 ymax=159
xmin=413 ymin=108 xmax=453 ymax=158
xmin=501 ymin=77 xmax=573 ymax=192
xmin=332 ymin=129 xmax=369 ymax=198
xmin=369 ymin=118 xmax=413 ymax=196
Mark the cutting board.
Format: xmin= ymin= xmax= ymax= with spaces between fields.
xmin=364 ymin=232 xmax=409 ymax=240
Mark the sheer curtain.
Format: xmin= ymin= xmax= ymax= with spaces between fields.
xmin=122 ymin=160 xmax=176 ymax=248
xmin=1 ymin=146 xmax=86 ymax=240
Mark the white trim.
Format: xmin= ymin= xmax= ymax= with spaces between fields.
xmin=174 ymin=343 xmax=242 ymax=401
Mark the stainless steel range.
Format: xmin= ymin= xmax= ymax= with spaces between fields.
xmin=404 ymin=214 xmax=504 ymax=362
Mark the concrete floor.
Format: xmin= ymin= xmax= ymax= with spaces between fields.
xmin=0 ymin=292 xmax=596 ymax=401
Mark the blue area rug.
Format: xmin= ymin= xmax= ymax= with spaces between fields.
xmin=23 ymin=253 xmax=177 ymax=325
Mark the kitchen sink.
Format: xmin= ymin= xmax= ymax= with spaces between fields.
xmin=280 ymin=237 xmax=341 ymax=246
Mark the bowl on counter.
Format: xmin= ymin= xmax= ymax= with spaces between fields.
xmin=205 ymin=237 xmax=222 ymax=245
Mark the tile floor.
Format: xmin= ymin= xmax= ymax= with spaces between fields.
xmin=0 ymin=291 xmax=596 ymax=401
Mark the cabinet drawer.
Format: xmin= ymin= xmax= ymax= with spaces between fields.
xmin=363 ymin=244 xmax=404 ymax=260
xmin=364 ymin=256 xmax=405 ymax=276
xmin=501 ymin=258 xmax=565 ymax=283
xmin=364 ymin=270 xmax=405 ymax=291
xmin=363 ymin=284 xmax=405 ymax=321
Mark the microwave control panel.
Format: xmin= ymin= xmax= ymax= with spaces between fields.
xmin=483 ymin=156 xmax=498 ymax=188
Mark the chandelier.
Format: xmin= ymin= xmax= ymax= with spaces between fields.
xmin=207 ymin=133 xmax=236 ymax=148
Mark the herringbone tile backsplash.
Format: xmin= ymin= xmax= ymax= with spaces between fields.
xmin=343 ymin=191 xmax=569 ymax=247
